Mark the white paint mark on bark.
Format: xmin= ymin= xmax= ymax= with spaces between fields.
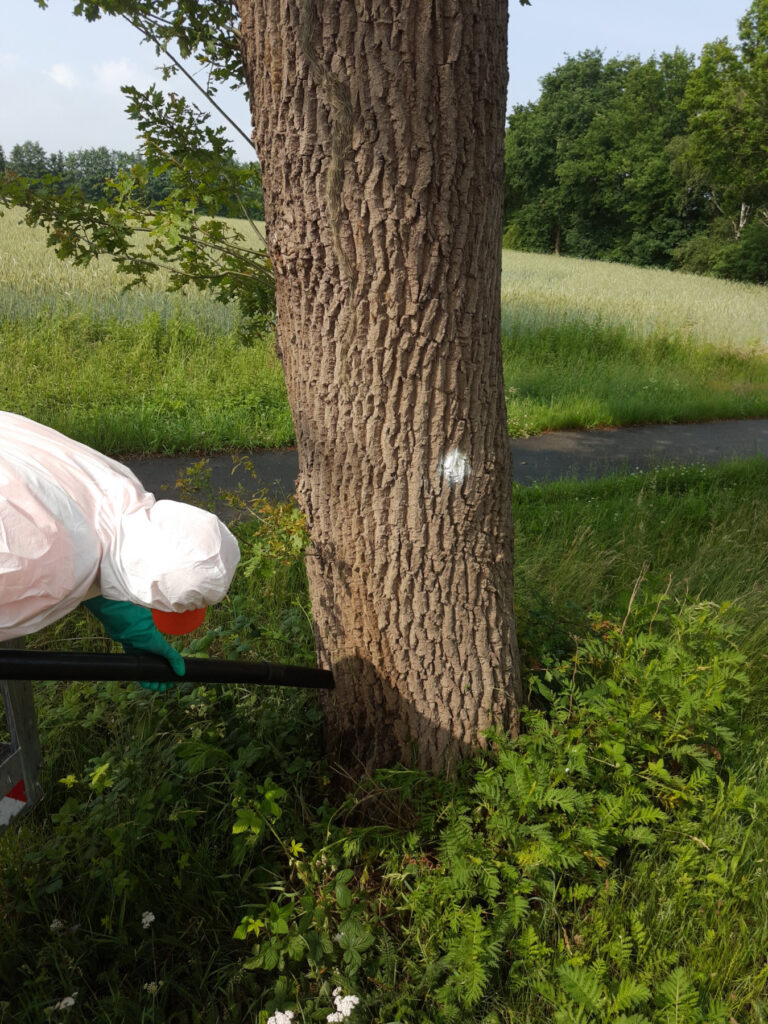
xmin=438 ymin=449 xmax=471 ymax=486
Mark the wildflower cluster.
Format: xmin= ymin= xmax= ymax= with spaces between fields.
xmin=327 ymin=989 xmax=360 ymax=1022
xmin=267 ymin=1012 xmax=294 ymax=1024
xmin=266 ymin=990 xmax=359 ymax=1024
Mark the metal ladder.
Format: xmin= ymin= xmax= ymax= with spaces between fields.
xmin=0 ymin=640 xmax=42 ymax=829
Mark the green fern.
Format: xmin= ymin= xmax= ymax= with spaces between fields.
xmin=656 ymin=967 xmax=700 ymax=1023
xmin=556 ymin=963 xmax=605 ymax=1014
xmin=438 ymin=906 xmax=500 ymax=1008
xmin=612 ymin=977 xmax=651 ymax=1013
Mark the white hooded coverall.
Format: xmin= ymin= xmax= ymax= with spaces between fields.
xmin=0 ymin=411 xmax=240 ymax=641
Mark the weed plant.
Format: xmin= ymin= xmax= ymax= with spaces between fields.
xmin=2 ymin=461 xmax=768 ymax=1022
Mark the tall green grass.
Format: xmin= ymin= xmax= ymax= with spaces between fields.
xmin=503 ymin=318 xmax=768 ymax=435
xmin=514 ymin=459 xmax=768 ymax=667
xmin=1 ymin=310 xmax=293 ymax=453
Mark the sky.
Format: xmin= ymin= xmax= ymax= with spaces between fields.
xmin=0 ymin=0 xmax=751 ymax=162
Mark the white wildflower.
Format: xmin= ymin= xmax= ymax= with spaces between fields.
xmin=52 ymin=992 xmax=77 ymax=1011
xmin=327 ymin=990 xmax=360 ymax=1021
xmin=49 ymin=918 xmax=65 ymax=933
xmin=141 ymin=910 xmax=156 ymax=929
xmin=267 ymin=1012 xmax=295 ymax=1024
xmin=143 ymin=980 xmax=164 ymax=995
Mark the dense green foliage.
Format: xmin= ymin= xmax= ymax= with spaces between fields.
xmin=504 ymin=0 xmax=768 ymax=284
xmin=3 ymin=462 xmax=768 ymax=1021
xmin=505 ymin=50 xmax=698 ymax=264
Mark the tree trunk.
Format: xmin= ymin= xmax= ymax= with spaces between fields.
xmin=736 ymin=201 xmax=751 ymax=240
xmin=236 ymin=0 xmax=521 ymax=772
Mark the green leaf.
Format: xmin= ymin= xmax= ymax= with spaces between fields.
xmin=232 ymin=806 xmax=264 ymax=837
xmin=612 ymin=978 xmax=651 ymax=1013
xmin=557 ymin=964 xmax=604 ymax=1014
xmin=657 ymin=966 xmax=698 ymax=1017
xmin=337 ymin=917 xmax=375 ymax=953
xmin=335 ymin=881 xmax=353 ymax=910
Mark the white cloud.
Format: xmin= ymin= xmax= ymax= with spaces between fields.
xmin=0 ymin=52 xmax=24 ymax=73
xmin=47 ymin=63 xmax=77 ymax=89
xmin=93 ymin=58 xmax=136 ymax=92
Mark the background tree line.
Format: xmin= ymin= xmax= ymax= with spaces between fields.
xmin=503 ymin=0 xmax=768 ymax=284
xmin=0 ymin=138 xmax=264 ymax=219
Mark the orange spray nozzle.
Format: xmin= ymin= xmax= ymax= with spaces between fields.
xmin=152 ymin=607 xmax=207 ymax=636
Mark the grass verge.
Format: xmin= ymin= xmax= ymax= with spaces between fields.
xmin=2 ymin=460 xmax=768 ymax=1022
xmin=1 ymin=311 xmax=293 ymax=453
xmin=502 ymin=319 xmax=768 ymax=436
xmin=4 ymin=301 xmax=767 ymax=454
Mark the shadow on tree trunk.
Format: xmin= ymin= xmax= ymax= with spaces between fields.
xmin=322 ymin=655 xmax=493 ymax=778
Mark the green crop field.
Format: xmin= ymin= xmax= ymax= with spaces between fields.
xmin=0 ymin=212 xmax=265 ymax=326
xmin=502 ymin=249 xmax=767 ymax=350
xmin=1 ymin=213 xmax=767 ymax=453
xmin=500 ymin=250 xmax=768 ymax=436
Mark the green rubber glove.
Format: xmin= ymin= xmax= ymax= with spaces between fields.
xmin=84 ymin=596 xmax=186 ymax=693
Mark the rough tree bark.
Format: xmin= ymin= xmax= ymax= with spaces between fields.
xmin=236 ymin=0 xmax=521 ymax=772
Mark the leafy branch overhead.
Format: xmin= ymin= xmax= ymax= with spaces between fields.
xmin=39 ymin=0 xmax=245 ymax=90
xmin=4 ymin=2 xmax=272 ymax=322
xmin=1 ymin=88 xmax=274 ymax=321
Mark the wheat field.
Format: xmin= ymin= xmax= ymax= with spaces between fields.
xmin=2 ymin=213 xmax=765 ymax=347
xmin=501 ymin=249 xmax=767 ymax=352
xmin=0 ymin=212 xmax=266 ymax=329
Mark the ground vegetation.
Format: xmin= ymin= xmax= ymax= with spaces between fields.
xmin=2 ymin=460 xmax=768 ymax=1021
xmin=2 ymin=216 xmax=765 ymax=453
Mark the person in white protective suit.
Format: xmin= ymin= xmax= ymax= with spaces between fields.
xmin=0 ymin=411 xmax=240 ymax=691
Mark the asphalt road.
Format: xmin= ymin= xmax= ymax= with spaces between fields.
xmin=123 ymin=418 xmax=768 ymax=519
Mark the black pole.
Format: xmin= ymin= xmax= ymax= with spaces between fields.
xmin=0 ymin=649 xmax=334 ymax=690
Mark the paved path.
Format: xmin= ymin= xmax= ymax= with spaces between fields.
xmin=123 ymin=418 xmax=768 ymax=518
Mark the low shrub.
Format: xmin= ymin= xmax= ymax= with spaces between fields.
xmin=2 ymin=591 xmax=765 ymax=1023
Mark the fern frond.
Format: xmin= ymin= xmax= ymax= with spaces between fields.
xmin=612 ymin=976 xmax=651 ymax=1012
xmin=556 ymin=963 xmax=605 ymax=1014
